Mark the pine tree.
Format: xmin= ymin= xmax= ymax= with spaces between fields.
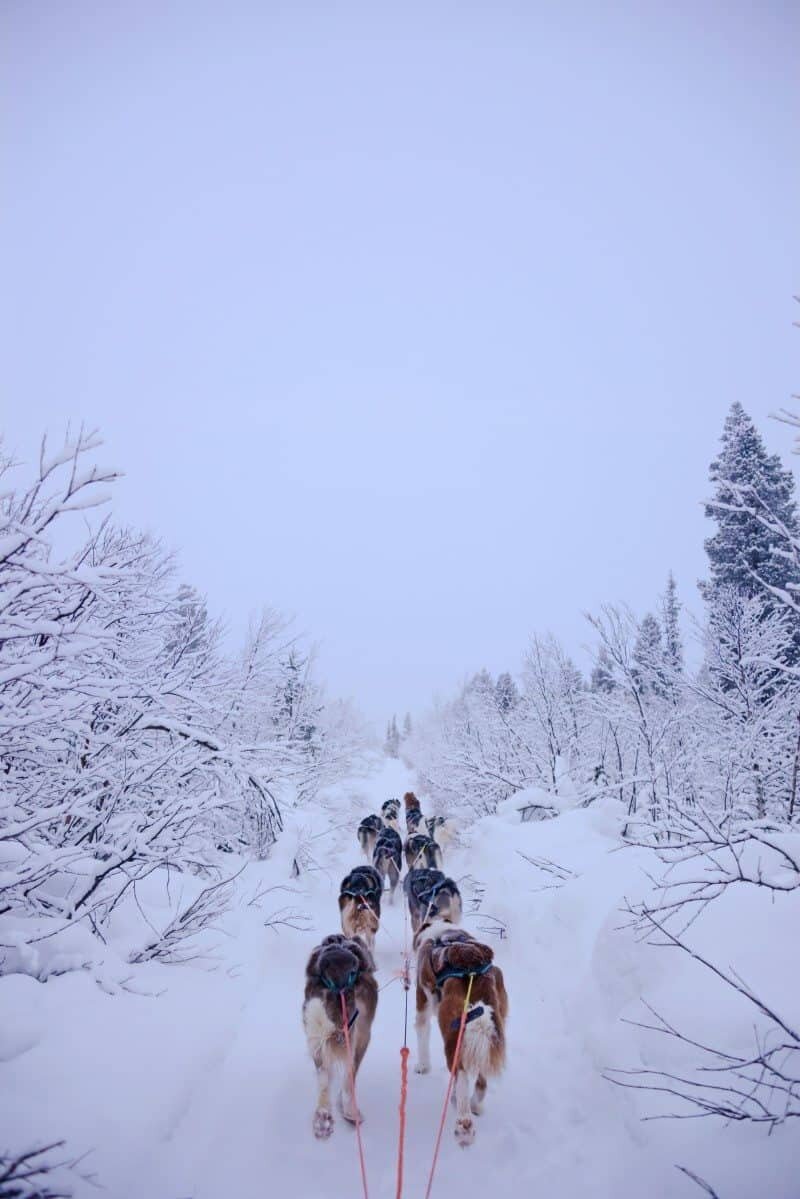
xmin=660 ymin=571 xmax=684 ymax=673
xmin=494 ymin=672 xmax=520 ymax=713
xmin=633 ymin=613 xmax=666 ymax=695
xmin=403 ymin=712 xmax=413 ymax=739
xmin=466 ymin=668 xmax=494 ymax=697
xmin=703 ymin=402 xmax=800 ymax=602
xmin=384 ymin=715 xmax=400 ymax=758
xmin=590 ymin=646 xmax=616 ymax=693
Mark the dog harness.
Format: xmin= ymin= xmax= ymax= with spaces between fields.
xmin=341 ymin=876 xmax=381 ymax=902
xmin=320 ymin=966 xmax=359 ymax=993
xmin=415 ymin=876 xmax=452 ymax=906
xmin=320 ymin=967 xmax=363 ymax=1022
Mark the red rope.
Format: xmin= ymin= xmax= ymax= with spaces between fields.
xmin=422 ymin=973 xmax=476 ymax=1199
xmin=395 ymin=876 xmax=412 ymax=1198
xmin=340 ymin=991 xmax=370 ymax=1199
xmin=395 ymin=1045 xmax=410 ymax=1199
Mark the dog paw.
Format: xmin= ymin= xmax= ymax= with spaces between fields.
xmin=313 ymin=1108 xmax=334 ymax=1139
xmin=470 ymin=1098 xmax=484 ymax=1116
xmin=341 ymin=1104 xmax=363 ymax=1125
xmin=415 ymin=1062 xmax=430 ymax=1075
xmin=455 ymin=1117 xmax=475 ymax=1147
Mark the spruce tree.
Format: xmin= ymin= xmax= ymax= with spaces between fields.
xmin=660 ymin=571 xmax=684 ymax=673
xmin=590 ymin=646 xmax=616 ymax=693
xmin=384 ymin=715 xmax=400 ymax=758
xmin=403 ymin=712 xmax=413 ymax=739
xmin=703 ymin=402 xmax=800 ymax=601
xmin=633 ymin=613 xmax=666 ymax=695
xmin=494 ymin=672 xmax=520 ymax=713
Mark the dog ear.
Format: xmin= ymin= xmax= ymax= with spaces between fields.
xmin=320 ymin=933 xmax=348 ymax=949
xmin=345 ymin=937 xmax=375 ymax=975
xmin=306 ymin=944 xmax=326 ymax=980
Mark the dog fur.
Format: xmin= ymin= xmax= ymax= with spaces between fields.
xmin=381 ymin=799 xmax=401 ymax=832
xmin=406 ymin=806 xmax=424 ymax=833
xmin=339 ymin=865 xmax=382 ymax=950
xmin=357 ymin=814 xmax=383 ymax=859
xmin=424 ymin=814 xmax=453 ymax=845
xmin=404 ymin=867 xmax=462 ymax=934
xmin=404 ymin=832 xmax=443 ymax=872
xmin=372 ymin=826 xmax=402 ymax=902
xmin=414 ymin=922 xmax=508 ymax=1147
xmin=303 ymin=934 xmax=378 ymax=1140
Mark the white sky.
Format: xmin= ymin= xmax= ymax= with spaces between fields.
xmin=3 ymin=1 xmax=799 ymax=723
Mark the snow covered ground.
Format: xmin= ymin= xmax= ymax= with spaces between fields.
xmin=1 ymin=757 xmax=797 ymax=1198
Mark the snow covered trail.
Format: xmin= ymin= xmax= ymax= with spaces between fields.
xmin=3 ymin=757 xmax=797 ymax=1198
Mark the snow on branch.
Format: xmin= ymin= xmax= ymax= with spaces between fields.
xmin=0 ymin=1139 xmax=97 ymax=1199
xmin=0 ymin=431 xmax=371 ymax=977
xmin=129 ymin=869 xmax=244 ymax=966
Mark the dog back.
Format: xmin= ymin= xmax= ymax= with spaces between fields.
xmin=304 ymin=935 xmax=379 ymax=1051
xmin=407 ymin=871 xmax=462 ymax=930
xmin=416 ymin=926 xmax=507 ymax=1076
xmin=405 ymin=833 xmax=442 ymax=871
xmin=373 ymin=827 xmax=402 ymax=882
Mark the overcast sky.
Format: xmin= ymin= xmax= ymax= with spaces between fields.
xmin=3 ymin=1 xmax=798 ymax=724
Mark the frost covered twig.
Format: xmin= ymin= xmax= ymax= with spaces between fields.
xmin=606 ymin=905 xmax=800 ymax=1127
xmin=675 ymin=1165 xmax=722 ymax=1198
xmin=129 ymin=869 xmax=244 ymax=965
xmin=0 ymin=1140 xmax=97 ymax=1199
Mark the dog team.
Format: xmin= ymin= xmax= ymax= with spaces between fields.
xmin=302 ymin=791 xmax=508 ymax=1149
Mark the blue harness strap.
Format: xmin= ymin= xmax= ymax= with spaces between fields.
xmin=320 ymin=967 xmax=360 ymax=994
xmin=418 ymin=877 xmax=451 ymax=904
xmin=450 ymin=1004 xmax=485 ymax=1031
xmin=434 ymin=960 xmax=493 ymax=987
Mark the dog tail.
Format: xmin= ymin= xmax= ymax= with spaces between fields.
xmin=303 ymin=997 xmax=339 ymax=1067
xmin=460 ymin=1003 xmax=505 ymax=1077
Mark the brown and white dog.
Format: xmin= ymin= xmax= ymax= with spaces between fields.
xmin=302 ymin=934 xmax=378 ymax=1139
xmin=338 ymin=865 xmax=382 ymax=950
xmin=414 ymin=921 xmax=508 ymax=1147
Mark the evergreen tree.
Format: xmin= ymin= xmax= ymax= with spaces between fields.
xmin=660 ymin=571 xmax=684 ymax=673
xmin=494 ymin=671 xmax=520 ymax=713
xmin=403 ymin=712 xmax=413 ymax=739
xmin=703 ymin=403 xmax=800 ymax=602
xmin=466 ymin=668 xmax=494 ymax=697
xmin=590 ymin=646 xmax=616 ymax=693
xmin=633 ymin=613 xmax=666 ymax=695
xmin=164 ymin=584 xmax=211 ymax=667
xmin=384 ymin=714 xmax=400 ymax=758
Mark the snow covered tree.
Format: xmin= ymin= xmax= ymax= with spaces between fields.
xmin=586 ymin=605 xmax=693 ymax=828
xmin=494 ymin=671 xmax=520 ymax=713
xmin=521 ymin=636 xmax=589 ymax=792
xmin=691 ymin=591 xmax=797 ymax=819
xmin=632 ymin=613 xmax=667 ymax=696
xmin=384 ymin=715 xmax=400 ymax=758
xmin=660 ymin=571 xmax=684 ymax=673
xmin=0 ymin=430 xmax=371 ymax=973
xmin=703 ymin=402 xmax=800 ymax=603
xmin=403 ymin=712 xmax=413 ymax=739
xmin=590 ymin=646 xmax=616 ymax=693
